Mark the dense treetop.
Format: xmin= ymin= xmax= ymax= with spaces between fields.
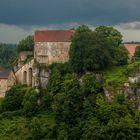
xmin=0 ymin=44 xmax=17 ymax=68
xmin=17 ymin=35 xmax=34 ymax=53
xmin=134 ymin=46 xmax=140 ymax=58
xmin=69 ymin=25 xmax=128 ymax=73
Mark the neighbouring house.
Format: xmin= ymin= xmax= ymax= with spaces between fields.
xmin=124 ymin=44 xmax=140 ymax=57
xmin=0 ymin=69 xmax=16 ymax=97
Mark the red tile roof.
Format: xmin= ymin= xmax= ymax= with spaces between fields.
xmin=34 ymin=30 xmax=75 ymax=42
xmin=124 ymin=44 xmax=140 ymax=56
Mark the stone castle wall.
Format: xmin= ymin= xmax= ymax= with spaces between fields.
xmin=0 ymin=79 xmax=8 ymax=97
xmin=7 ymin=71 xmax=16 ymax=90
xmin=15 ymin=59 xmax=34 ymax=85
xmin=34 ymin=42 xmax=71 ymax=64
xmin=0 ymin=71 xmax=16 ymax=97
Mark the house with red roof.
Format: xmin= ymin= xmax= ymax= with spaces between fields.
xmin=34 ymin=30 xmax=74 ymax=64
xmin=124 ymin=44 xmax=140 ymax=57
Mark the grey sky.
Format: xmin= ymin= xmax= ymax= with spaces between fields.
xmin=0 ymin=0 xmax=140 ymax=43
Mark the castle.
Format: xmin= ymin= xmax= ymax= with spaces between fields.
xmin=0 ymin=29 xmax=138 ymax=97
xmin=0 ymin=30 xmax=74 ymax=97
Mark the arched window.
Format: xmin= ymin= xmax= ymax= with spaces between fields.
xmin=28 ymin=68 xmax=33 ymax=86
xmin=23 ymin=71 xmax=27 ymax=84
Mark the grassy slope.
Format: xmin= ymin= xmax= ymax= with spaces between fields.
xmin=104 ymin=61 xmax=140 ymax=88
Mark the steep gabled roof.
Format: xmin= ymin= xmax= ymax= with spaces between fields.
xmin=0 ymin=69 xmax=11 ymax=79
xmin=34 ymin=30 xmax=75 ymax=42
xmin=124 ymin=44 xmax=140 ymax=56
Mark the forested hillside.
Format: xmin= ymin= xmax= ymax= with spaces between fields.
xmin=0 ymin=44 xmax=17 ymax=68
xmin=0 ymin=25 xmax=140 ymax=139
xmin=0 ymin=64 xmax=140 ymax=139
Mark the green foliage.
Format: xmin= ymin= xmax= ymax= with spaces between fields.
xmin=69 ymin=25 xmax=95 ymax=73
xmin=81 ymin=73 xmax=102 ymax=95
xmin=0 ymin=112 xmax=55 ymax=140
xmin=0 ymin=64 xmax=140 ymax=139
xmin=94 ymin=26 xmax=127 ymax=67
xmin=134 ymin=46 xmax=140 ymax=58
xmin=104 ymin=61 xmax=140 ymax=88
xmin=0 ymin=44 xmax=17 ymax=68
xmin=40 ymin=89 xmax=53 ymax=111
xmin=17 ymin=35 xmax=34 ymax=53
xmin=69 ymin=25 xmax=128 ymax=73
xmin=95 ymin=26 xmax=122 ymax=48
xmin=2 ymin=85 xmax=27 ymax=111
xmin=104 ymin=65 xmax=128 ymax=87
xmin=49 ymin=63 xmax=71 ymax=75
xmin=47 ymin=67 xmax=63 ymax=95
xmin=0 ymin=26 xmax=140 ymax=139
xmin=22 ymin=88 xmax=39 ymax=117
xmin=113 ymin=45 xmax=129 ymax=66
xmin=45 ymin=64 xmax=140 ymax=139
xmin=30 ymin=117 xmax=42 ymax=140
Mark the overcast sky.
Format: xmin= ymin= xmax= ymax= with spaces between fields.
xmin=0 ymin=0 xmax=140 ymax=43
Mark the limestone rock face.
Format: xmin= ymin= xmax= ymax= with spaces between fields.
xmin=104 ymin=67 xmax=140 ymax=110
xmin=124 ymin=87 xmax=140 ymax=109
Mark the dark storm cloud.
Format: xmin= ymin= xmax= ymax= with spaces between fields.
xmin=0 ymin=0 xmax=140 ymax=26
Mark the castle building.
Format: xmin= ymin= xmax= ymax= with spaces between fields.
xmin=34 ymin=30 xmax=74 ymax=64
xmin=0 ymin=29 xmax=74 ymax=97
xmin=2 ymin=30 xmax=139 ymax=98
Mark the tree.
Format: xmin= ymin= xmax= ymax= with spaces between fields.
xmin=113 ymin=45 xmax=129 ymax=66
xmin=69 ymin=25 xmax=125 ymax=73
xmin=30 ymin=117 xmax=42 ymax=140
xmin=2 ymin=85 xmax=26 ymax=111
xmin=17 ymin=35 xmax=34 ymax=53
xmin=69 ymin=25 xmax=94 ymax=73
xmin=22 ymin=88 xmax=39 ymax=117
xmin=69 ymin=25 xmax=104 ymax=72
xmin=134 ymin=46 xmax=140 ymax=58
xmin=81 ymin=73 xmax=102 ymax=96
xmin=0 ymin=44 xmax=17 ymax=68
xmin=95 ymin=26 xmax=122 ymax=48
xmin=95 ymin=26 xmax=125 ymax=65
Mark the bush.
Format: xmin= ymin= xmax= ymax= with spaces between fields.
xmin=17 ymin=35 xmax=34 ymax=53
xmin=30 ymin=117 xmax=42 ymax=140
xmin=2 ymin=85 xmax=27 ymax=111
xmin=134 ymin=46 xmax=140 ymax=58
xmin=0 ymin=110 xmax=23 ymax=119
xmin=22 ymin=88 xmax=39 ymax=117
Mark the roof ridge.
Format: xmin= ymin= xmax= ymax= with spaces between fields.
xmin=34 ymin=29 xmax=74 ymax=42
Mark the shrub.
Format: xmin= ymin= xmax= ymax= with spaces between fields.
xmin=2 ymin=85 xmax=27 ymax=111
xmin=22 ymin=88 xmax=39 ymax=117
xmin=17 ymin=35 xmax=34 ymax=53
